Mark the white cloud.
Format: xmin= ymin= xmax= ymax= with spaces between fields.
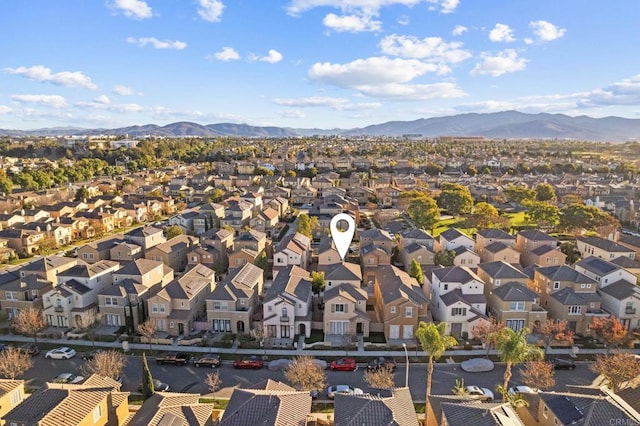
xmin=489 ymin=23 xmax=515 ymax=42
xmin=452 ymin=25 xmax=467 ymax=36
xmin=280 ymin=109 xmax=305 ymax=118
xmin=250 ymin=49 xmax=283 ymax=64
xmin=212 ymin=47 xmax=240 ymax=61
xmin=127 ymin=37 xmax=187 ymax=50
xmin=454 ymin=100 xmax=515 ymax=113
xmin=94 ymin=95 xmax=111 ymax=104
xmin=397 ymin=15 xmax=410 ymax=25
xmin=577 ymin=74 xmax=640 ymax=107
xmin=287 ymin=0 xmax=458 ymax=16
xmin=530 ymin=20 xmax=566 ymax=42
xmin=109 ymin=0 xmax=152 ymax=19
xmin=197 ymin=0 xmax=224 ymax=23
xmin=470 ymin=49 xmax=527 ymax=77
xmin=273 ymin=96 xmax=382 ymax=110
xmin=323 ymin=13 xmax=382 ymax=32
xmin=4 ymin=65 xmax=98 ymax=90
xmin=379 ymin=34 xmax=471 ymax=64
xmin=11 ymin=94 xmax=68 ymax=108
xmin=356 ymin=82 xmax=465 ymax=99
xmin=113 ymin=85 xmax=138 ymax=96
xmin=0 ymin=105 xmax=11 ymax=114
xmin=76 ymin=100 xmax=144 ymax=113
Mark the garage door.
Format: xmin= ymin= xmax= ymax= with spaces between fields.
xmin=389 ymin=325 xmax=400 ymax=339
xmin=403 ymin=325 xmax=414 ymax=339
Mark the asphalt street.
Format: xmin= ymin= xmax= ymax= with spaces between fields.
xmin=24 ymin=354 xmax=599 ymax=402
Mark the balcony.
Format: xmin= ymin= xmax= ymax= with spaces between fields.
xmin=626 ymin=307 xmax=636 ymax=315
xmin=54 ymin=306 xmax=64 ymax=313
xmin=280 ymin=315 xmax=290 ymax=322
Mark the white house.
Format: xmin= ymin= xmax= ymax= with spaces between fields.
xmin=272 ymin=232 xmax=311 ymax=279
xmin=574 ymin=256 xmax=637 ymax=288
xmin=262 ymin=265 xmax=312 ymax=341
xmin=438 ymin=228 xmax=475 ymax=252
xmin=599 ymin=280 xmax=640 ymax=330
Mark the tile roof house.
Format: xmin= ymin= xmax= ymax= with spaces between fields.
xmin=479 ymin=241 xmax=521 ymax=264
xmin=0 ymin=272 xmax=53 ymax=320
xmin=0 ymin=379 xmax=25 ymax=421
xmin=599 ymin=279 xmax=640 ymax=330
xmin=515 ymin=229 xmax=560 ymax=267
xmin=319 ymin=261 xmax=363 ymax=290
xmin=334 ymin=388 xmax=419 ymax=426
xmin=323 ymin=283 xmax=371 ymax=338
xmin=272 ymin=232 xmax=311 ymax=279
xmin=577 ymin=235 xmax=636 ymax=261
xmin=430 ymin=266 xmax=488 ymax=338
xmin=76 ymin=235 xmax=125 ymax=264
xmin=221 ymin=381 xmax=312 ymax=426
xmin=437 ymin=228 xmax=474 ymax=252
xmin=474 ymin=228 xmax=516 ymax=255
xmin=263 ymin=265 xmax=313 ymax=340
xmin=130 ymin=391 xmax=216 ymax=426
xmin=145 ymin=234 xmax=200 ymax=273
xmin=206 ymin=263 xmax=264 ymax=334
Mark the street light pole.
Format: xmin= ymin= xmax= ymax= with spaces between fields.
xmin=402 ymin=342 xmax=409 ymax=388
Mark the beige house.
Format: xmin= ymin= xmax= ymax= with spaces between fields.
xmin=361 ymin=243 xmax=392 ymax=272
xmin=234 ymin=229 xmax=267 ymax=253
xmin=77 ymin=236 xmax=125 ymax=264
xmin=487 ymin=282 xmax=547 ymax=332
xmin=479 ymin=241 xmax=521 ymax=264
xmin=359 ymin=228 xmax=395 ymax=254
xmin=515 ymin=229 xmax=562 ymax=267
xmin=263 ymin=265 xmax=313 ymax=340
xmin=0 ymin=228 xmax=46 ymax=256
xmin=146 ymin=264 xmax=215 ymax=337
xmin=323 ymin=284 xmax=370 ymax=337
xmin=109 ymin=241 xmax=143 ymax=262
xmin=124 ymin=226 xmax=166 ymax=253
xmin=206 ymin=263 xmax=264 ymax=334
xmin=272 ymin=232 xmax=311 ymax=278
xmin=0 ymin=273 xmax=55 ymax=320
xmin=372 ymin=265 xmax=429 ymax=342
xmin=474 ymin=228 xmax=516 ymax=255
xmin=0 ymin=379 xmax=25 ymax=423
xmin=319 ymin=261 xmax=363 ymax=290
xmin=145 ymin=234 xmax=200 ymax=272
xmin=316 ymin=237 xmax=342 ymax=268
xmin=228 ymin=248 xmax=260 ymax=271
xmin=577 ymin=235 xmax=636 ymax=261
xmin=18 ymin=255 xmax=77 ymax=282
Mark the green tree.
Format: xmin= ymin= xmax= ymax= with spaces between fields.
xmin=504 ymin=185 xmax=535 ymax=205
xmin=0 ymin=176 xmax=13 ymax=195
xmin=467 ymin=202 xmax=505 ymax=229
xmin=535 ymin=183 xmax=556 ymax=202
xmin=434 ymin=250 xmax=455 ymax=266
xmin=164 ymin=225 xmax=185 ymax=240
xmin=495 ymin=328 xmax=542 ymax=400
xmin=409 ymin=259 xmax=424 ymax=286
xmin=296 ymin=213 xmax=318 ymax=239
xmin=415 ymin=322 xmax=457 ymax=418
xmin=407 ymin=196 xmax=440 ymax=231
xmin=559 ymin=204 xmax=619 ymax=233
xmin=525 ymin=201 xmax=560 ymax=229
xmin=559 ymin=242 xmax=581 ymax=264
xmin=141 ymin=353 xmax=155 ymax=400
xmin=311 ymin=271 xmax=326 ymax=294
xmin=496 ymin=385 xmax=529 ymax=408
xmin=255 ymin=251 xmax=268 ymax=278
xmin=436 ymin=182 xmax=473 ymax=216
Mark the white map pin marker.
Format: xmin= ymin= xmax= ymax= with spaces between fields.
xmin=330 ymin=213 xmax=356 ymax=261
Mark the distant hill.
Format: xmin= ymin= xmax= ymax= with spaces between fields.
xmin=2 ymin=111 xmax=639 ymax=142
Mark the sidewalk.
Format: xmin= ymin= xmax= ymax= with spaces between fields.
xmin=1 ymin=333 xmax=631 ymax=361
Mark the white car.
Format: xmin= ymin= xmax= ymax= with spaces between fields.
xmin=466 ymin=385 xmax=494 ymax=401
xmin=326 ymin=385 xmax=364 ymax=399
xmin=52 ymin=373 xmax=84 ymax=384
xmin=508 ymin=385 xmax=536 ymax=395
xmin=45 ymin=347 xmax=77 ymax=359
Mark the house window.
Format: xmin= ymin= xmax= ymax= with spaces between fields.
xmin=495 ymin=279 xmax=501 ymax=286
xmin=451 ymin=307 xmax=467 ymax=316
xmin=268 ymin=325 xmax=277 ymax=337
xmin=509 ymin=302 xmax=525 ymax=311
xmin=152 ymin=303 xmax=158 ymax=313
xmin=390 ymin=306 xmax=396 ymax=314
xmin=333 ymin=304 xmax=345 ymax=313
xmin=554 ymin=282 xmax=560 ymax=290
xmin=580 ymin=284 xmax=586 ymax=289
xmin=6 ymin=292 xmax=16 ymax=301
xmin=10 ymin=389 xmax=22 ymax=406
xmin=568 ymin=306 xmax=582 ymax=314
xmin=92 ymin=405 xmax=102 ymax=423
xmin=160 ymin=304 xmax=166 ymax=313
xmin=281 ymin=325 xmax=290 ymax=338
xmin=443 ymin=284 xmax=448 ymax=291
xmin=405 ymin=307 xmax=413 ymax=318
xmin=268 ymin=305 xmax=273 ymax=312
xmin=169 ymin=321 xmax=174 ymax=329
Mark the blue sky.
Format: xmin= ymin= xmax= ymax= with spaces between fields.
xmin=1 ymin=0 xmax=639 ymax=130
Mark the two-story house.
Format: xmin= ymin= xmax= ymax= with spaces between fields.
xmin=437 ymin=228 xmax=474 ymax=252
xmin=124 ymin=226 xmax=166 ymax=254
xmin=220 ymin=200 xmax=253 ymax=231
xmin=206 ymin=263 xmax=264 ymax=334
xmin=577 ymin=235 xmax=636 ymax=261
xmin=359 ymin=229 xmax=395 ymax=254
xmin=77 ymin=236 xmax=125 ymax=264
xmin=145 ymin=264 xmax=215 ymax=337
xmin=145 ymin=235 xmax=200 ymax=273
xmin=262 ymin=265 xmax=313 ymax=340
xmin=42 ymin=260 xmax=120 ymax=329
xmin=599 ymin=279 xmax=640 ymax=330
xmin=429 ymin=266 xmax=488 ymax=337
xmin=515 ymin=229 xmax=563 ymax=267
xmin=479 ymin=241 xmax=521 ymax=264
xmin=372 ymin=265 xmax=428 ymax=342
xmin=474 ymin=228 xmax=516 ymax=255
xmin=323 ymin=284 xmax=370 ymax=337
xmin=0 ymin=379 xmax=25 ymax=421
xmin=272 ymin=232 xmax=311 ymax=278
xmin=0 ymin=272 xmax=52 ymax=320
xmin=319 ymin=262 xmax=363 ymax=290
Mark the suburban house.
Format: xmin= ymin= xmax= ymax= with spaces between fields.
xmin=145 ymin=263 xmax=216 ymax=337
xmin=17 ymin=255 xmax=77 ymax=282
xmin=0 ymin=272 xmax=54 ymax=319
xmin=371 ymin=265 xmax=429 ymax=341
xmin=515 ymin=229 xmax=562 ymax=267
xmin=429 ymin=265 xmax=487 ymax=337
xmin=0 ymin=379 xmax=24 ymax=422
xmin=319 ymin=261 xmax=363 ymax=290
xmin=130 ymin=392 xmax=216 ymax=426
xmin=76 ymin=236 xmax=125 ymax=264
xmin=577 ymin=235 xmax=636 ymax=261
xmin=478 ymin=241 xmax=521 ymax=264
xmin=618 ymin=233 xmax=640 ymax=259
xmin=0 ymin=228 xmax=47 ymax=256
xmin=398 ymin=228 xmax=436 ymax=269
xmin=168 ymin=209 xmax=199 ymax=233
xmin=359 ymin=228 xmax=396 ymax=254
xmin=451 ymin=246 xmax=480 ymax=268
xmin=531 ymin=265 xmax=606 ymax=335
xmin=437 ymin=228 xmax=474 ymax=252
xmin=474 ymin=228 xmax=516 ymax=255
xmin=220 ymin=199 xmax=253 ymax=231
xmin=206 ymin=263 xmax=264 ymax=334
xmin=272 ymin=232 xmax=311 ymax=278
xmin=262 ymin=265 xmax=313 ymax=340
xmin=316 ymin=237 xmax=342 ymax=268
xmin=234 ymin=229 xmax=267 ymax=253
xmin=42 ymin=260 xmax=120 ymax=328
xmin=249 ymin=207 xmax=279 ymax=236
xmin=97 ymin=258 xmax=174 ymax=332
xmin=323 ymin=283 xmax=370 ymax=337
xmin=361 ymin=243 xmax=392 ymax=272
xmin=145 ymin=234 xmax=200 ymax=273
xmin=599 ymin=279 xmax=640 ymax=330
xmin=574 ymin=256 xmax=637 ymax=288
xmin=109 ymin=241 xmax=143 ymax=262
xmin=3 ymin=375 xmax=128 ymax=426
xmin=333 ymin=388 xmax=418 ymax=426
xmin=124 ymin=226 xmax=166 ymax=253
xmin=487 ymin=281 xmax=547 ymax=333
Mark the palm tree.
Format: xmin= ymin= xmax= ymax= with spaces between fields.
xmin=415 ymin=322 xmax=457 ymax=419
xmin=495 ymin=328 xmax=542 ymax=401
xmin=495 ymin=385 xmax=529 ymax=408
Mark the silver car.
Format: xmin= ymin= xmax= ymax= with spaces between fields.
xmin=326 ymin=385 xmax=364 ymax=399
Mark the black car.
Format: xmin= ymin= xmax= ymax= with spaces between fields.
xmin=194 ymin=355 xmax=221 ymax=368
xmin=367 ymin=357 xmax=397 ymax=372
xmin=82 ymin=349 xmax=103 ymax=361
xmin=551 ymin=358 xmax=576 ymax=370
xmin=19 ymin=343 xmax=39 ymax=355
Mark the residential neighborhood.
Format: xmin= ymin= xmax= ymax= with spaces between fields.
xmin=0 ymin=135 xmax=639 ymax=425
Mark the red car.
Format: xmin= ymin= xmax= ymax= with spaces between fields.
xmin=329 ymin=358 xmax=357 ymax=371
xmin=233 ymin=356 xmax=264 ymax=369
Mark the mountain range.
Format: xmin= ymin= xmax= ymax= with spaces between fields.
xmin=2 ymin=111 xmax=639 ymax=142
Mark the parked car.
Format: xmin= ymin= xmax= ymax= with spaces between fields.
xmin=138 ymin=379 xmax=170 ymax=392
xmin=195 ymin=355 xmax=221 ymax=368
xmin=156 ymin=352 xmax=191 ymax=366
xmin=366 ymin=357 xmax=397 ymax=372
xmin=19 ymin=343 xmax=39 ymax=355
xmin=82 ymin=349 xmax=103 ymax=361
xmin=551 ymin=358 xmax=576 ymax=370
xmin=52 ymin=373 xmax=84 ymax=384
xmin=326 ymin=385 xmax=364 ymax=399
xmin=329 ymin=358 xmax=357 ymax=372
xmin=233 ymin=356 xmax=264 ymax=369
xmin=508 ymin=385 xmax=536 ymax=395
xmin=465 ymin=385 xmax=494 ymax=401
xmin=45 ymin=347 xmax=77 ymax=359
